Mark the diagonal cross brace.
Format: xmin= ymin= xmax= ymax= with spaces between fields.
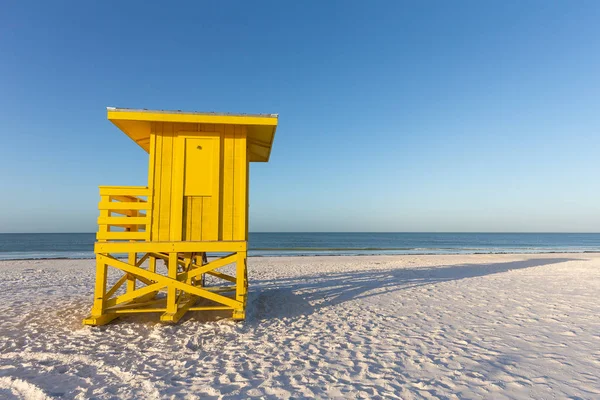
xmin=105 ymin=282 xmax=164 ymax=308
xmin=98 ymin=254 xmax=242 ymax=309
xmin=177 ymin=253 xmax=237 ymax=281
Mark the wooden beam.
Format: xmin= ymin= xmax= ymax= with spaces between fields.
xmin=98 ymin=202 xmax=150 ymax=210
xmin=99 ymin=255 xmax=242 ymax=309
xmin=108 ymin=110 xmax=278 ymax=126
xmin=96 ymin=231 xmax=150 ymax=241
xmin=95 ymin=241 xmax=247 ymax=253
xmin=109 ymin=195 xmax=148 ymax=203
xmin=99 ymin=186 xmax=150 ymax=196
xmin=105 ymin=282 xmax=164 ymax=308
xmin=205 ymin=270 xmax=236 ymax=283
xmin=105 ymin=274 xmax=128 ymax=299
xmin=177 ymin=253 xmax=237 ymax=281
xmin=83 ymin=313 xmax=118 ymax=326
xmin=98 ymin=217 xmax=149 ymax=226
xmin=188 ymin=306 xmax=232 ymax=311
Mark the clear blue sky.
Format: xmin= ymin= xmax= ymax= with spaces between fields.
xmin=1 ymin=1 xmax=599 ymax=233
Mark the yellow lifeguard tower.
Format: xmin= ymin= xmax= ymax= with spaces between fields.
xmin=83 ymin=108 xmax=278 ymax=325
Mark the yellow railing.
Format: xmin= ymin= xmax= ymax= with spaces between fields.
xmin=96 ymin=186 xmax=152 ymax=241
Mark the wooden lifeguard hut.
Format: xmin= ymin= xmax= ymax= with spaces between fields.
xmin=83 ymin=108 xmax=278 ymax=325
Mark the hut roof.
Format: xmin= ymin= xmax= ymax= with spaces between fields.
xmin=107 ymin=107 xmax=278 ymax=162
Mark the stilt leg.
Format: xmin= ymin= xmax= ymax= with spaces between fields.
xmin=83 ymin=255 xmax=117 ymax=326
xmin=127 ymin=252 xmax=137 ymax=292
xmin=149 ymin=255 xmax=156 ymax=273
xmin=233 ymin=251 xmax=247 ymax=321
xmin=161 ymin=252 xmax=180 ymax=322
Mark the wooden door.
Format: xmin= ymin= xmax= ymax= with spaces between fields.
xmin=181 ymin=134 xmax=221 ymax=241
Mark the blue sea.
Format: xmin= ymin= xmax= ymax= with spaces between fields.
xmin=0 ymin=232 xmax=599 ymax=260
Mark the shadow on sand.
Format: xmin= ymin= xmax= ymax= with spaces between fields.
xmin=249 ymin=257 xmax=577 ymax=321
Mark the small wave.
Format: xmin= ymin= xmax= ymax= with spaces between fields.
xmin=252 ymin=247 xmax=419 ymax=251
xmin=2 ymin=247 xmax=600 ymax=261
xmin=0 ymin=251 xmax=96 ymax=261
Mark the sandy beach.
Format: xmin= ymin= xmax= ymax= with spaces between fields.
xmin=1 ymin=253 xmax=599 ymax=399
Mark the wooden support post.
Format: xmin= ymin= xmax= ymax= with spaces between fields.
xmin=149 ymin=255 xmax=156 ymax=273
xmin=83 ymin=255 xmax=117 ymax=326
xmin=126 ymin=208 xmax=138 ymax=292
xmin=233 ymin=251 xmax=247 ymax=321
xmin=127 ymin=253 xmax=137 ymax=292
xmin=91 ymin=255 xmax=108 ymax=316
xmin=161 ymin=252 xmax=179 ymax=322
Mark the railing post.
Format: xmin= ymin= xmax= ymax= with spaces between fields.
xmin=98 ymin=194 xmax=109 ymax=242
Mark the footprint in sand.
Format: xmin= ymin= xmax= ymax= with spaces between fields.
xmin=0 ymin=352 xmax=160 ymax=399
xmin=0 ymin=376 xmax=50 ymax=400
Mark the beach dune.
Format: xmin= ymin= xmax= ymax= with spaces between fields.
xmin=0 ymin=254 xmax=599 ymax=398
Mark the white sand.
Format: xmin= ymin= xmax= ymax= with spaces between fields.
xmin=0 ymin=253 xmax=599 ymax=399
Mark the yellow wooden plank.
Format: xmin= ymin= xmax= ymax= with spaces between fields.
xmin=99 ymin=186 xmax=150 ymax=196
xmin=149 ymin=256 xmax=156 ymax=273
xmin=147 ymin=129 xmax=157 ymax=238
xmin=98 ymin=217 xmax=148 ymax=226
xmin=202 ymin=123 xmax=215 ymax=132
xmin=203 ymin=286 xmax=236 ymax=293
xmin=170 ymin=135 xmax=185 ymax=241
xmin=98 ymin=202 xmax=150 ymax=210
xmin=105 ymin=274 xmax=128 ymax=299
xmin=109 ymin=195 xmax=148 ymax=203
xmin=83 ymin=313 xmax=118 ymax=326
xmin=91 ymin=255 xmax=108 ymax=315
xmin=166 ymin=253 xmax=178 ymax=314
xmin=209 ymin=130 xmax=221 ymax=240
xmin=99 ymin=255 xmax=242 ymax=309
xmin=135 ymin=253 xmax=150 ymax=267
xmin=105 ymin=282 xmax=164 ymax=308
xmin=97 ymin=195 xmax=109 ymax=243
xmin=245 ymin=153 xmax=250 ymax=239
xmin=96 ymin=232 xmax=150 ymax=240
xmin=214 ymin=123 xmax=225 ymax=240
xmin=236 ymin=251 xmax=247 ymax=305
xmin=147 ymin=125 xmax=157 ymax=190
xmin=158 ymin=123 xmax=173 ymax=241
xmin=127 ymin=248 xmax=137 ymax=292
xmin=108 ymin=110 xmax=278 ymax=126
xmin=222 ymin=125 xmax=235 ymax=241
xmin=177 ymin=122 xmax=197 ymax=132
xmin=113 ymin=308 xmax=166 ymax=314
xmin=233 ymin=125 xmax=247 ymax=240
xmin=206 ymin=270 xmax=236 ymax=283
xmin=103 ymin=210 xmax=146 ymax=217
xmin=182 ymin=196 xmax=190 ymax=241
xmin=201 ymin=197 xmax=213 ymax=240
xmin=177 ymin=253 xmax=237 ymax=281
xmin=95 ymin=241 xmax=247 ymax=254
xmin=188 ymin=306 xmax=232 ymax=311
xmin=105 ymin=297 xmax=165 ymax=312
xmin=192 ymin=197 xmax=203 ymax=240
xmin=151 ymin=129 xmax=162 ymax=240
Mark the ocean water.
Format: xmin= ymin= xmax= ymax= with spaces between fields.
xmin=0 ymin=232 xmax=600 ymax=260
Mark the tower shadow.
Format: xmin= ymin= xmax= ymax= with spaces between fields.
xmin=248 ymin=257 xmax=577 ymax=321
